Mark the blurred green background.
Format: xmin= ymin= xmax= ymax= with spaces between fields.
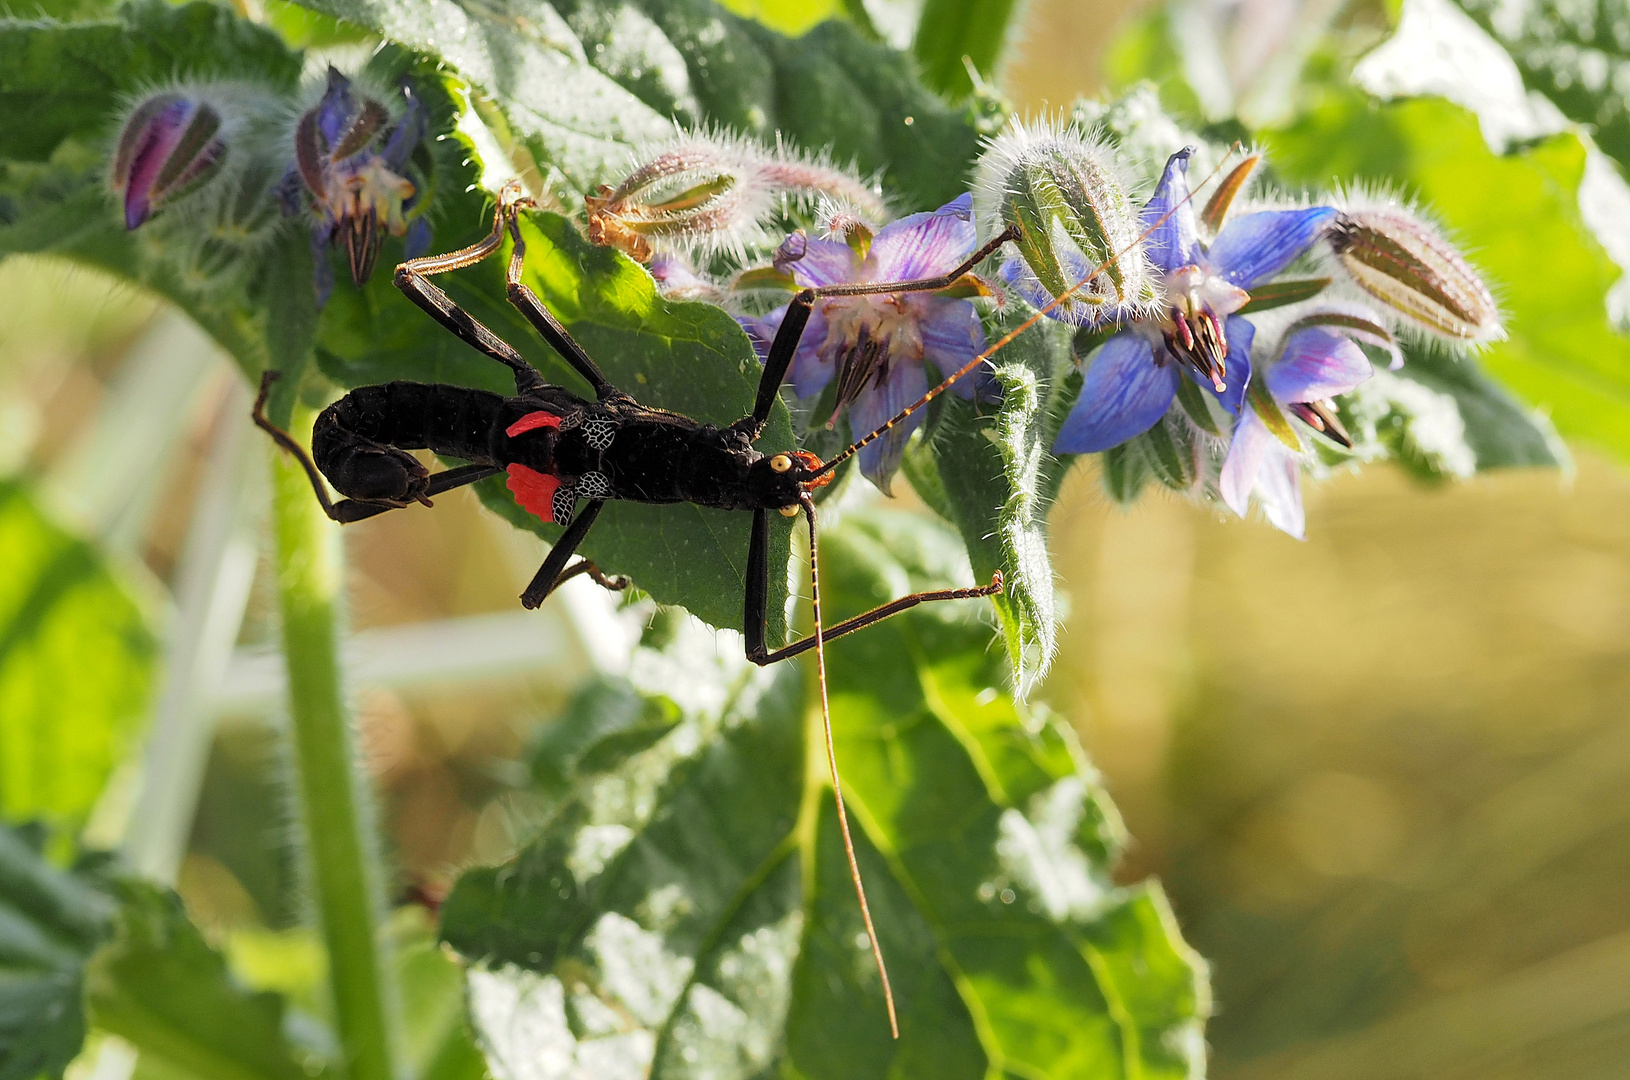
xmin=4 ymin=0 xmax=1628 ymax=1077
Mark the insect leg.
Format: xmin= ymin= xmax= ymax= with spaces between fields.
xmin=741 ymin=504 xmax=1005 ymax=665
xmin=808 ymin=225 xmax=1020 ymax=300
xmin=747 ymin=291 xmax=815 ymax=429
xmin=520 ymin=499 xmax=609 ymax=608
xmin=392 ymin=190 xmax=548 ymax=395
xmin=502 ymin=217 xmax=621 ymax=401
xmin=253 ymin=372 xmax=498 ymax=524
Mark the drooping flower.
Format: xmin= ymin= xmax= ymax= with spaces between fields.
xmin=1052 ymin=148 xmax=1338 ymax=454
xmin=111 ymin=92 xmax=227 ymax=230
xmin=738 ymin=194 xmax=994 ymax=494
xmin=1219 ymin=321 xmax=1376 ymax=539
xmin=288 ymin=67 xmax=427 ymax=296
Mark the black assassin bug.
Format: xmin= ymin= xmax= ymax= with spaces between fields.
xmin=255 ymin=166 xmax=1212 ymax=1034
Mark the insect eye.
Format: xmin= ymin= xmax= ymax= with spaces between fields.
xmin=769 ymin=454 xmax=793 ymax=473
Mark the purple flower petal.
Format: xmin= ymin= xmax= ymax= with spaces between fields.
xmin=850 ymin=357 xmax=929 ymax=495
xmin=1219 ymin=408 xmax=1271 ymax=516
xmin=1257 ymin=446 xmax=1306 ymax=539
xmin=773 ymin=232 xmax=858 ymax=289
xmin=737 ymin=305 xmax=830 ymax=399
xmin=790 ymin=307 xmax=831 ymax=399
xmin=1206 ymin=207 xmax=1337 ymax=289
xmin=1266 ymin=326 xmax=1373 ymax=403
xmin=121 ymin=97 xmax=193 ymax=229
xmin=736 ymin=308 xmax=781 ymax=361
xmin=1216 ymin=314 xmax=1255 ymax=415
xmin=1053 ymin=332 xmax=1177 ymax=453
xmin=382 ymin=88 xmax=424 ymax=171
xmin=316 ymin=67 xmax=356 ymax=148
xmin=869 ymin=193 xmax=977 ymax=281
xmin=1142 ymin=149 xmax=1200 ymax=274
xmin=916 ymin=297 xmax=989 ymax=399
xmin=998 ymin=252 xmax=1117 ymax=326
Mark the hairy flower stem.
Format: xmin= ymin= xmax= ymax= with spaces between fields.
xmin=270 ymin=404 xmax=398 ymax=1080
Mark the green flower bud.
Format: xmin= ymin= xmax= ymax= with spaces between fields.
xmin=974 ymin=118 xmax=1152 ymax=324
xmin=1327 ymin=206 xmax=1503 ymax=343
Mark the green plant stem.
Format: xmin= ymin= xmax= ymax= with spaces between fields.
xmin=270 ymin=404 xmax=398 ymax=1080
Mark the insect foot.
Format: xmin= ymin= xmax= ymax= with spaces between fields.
xmin=974 ymin=116 xmax=1153 ymax=325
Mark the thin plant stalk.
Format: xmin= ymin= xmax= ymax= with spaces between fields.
xmin=270 ymin=402 xmax=398 ymax=1080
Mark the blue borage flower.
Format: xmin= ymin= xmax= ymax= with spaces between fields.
xmin=739 ymin=194 xmax=995 ymax=494
xmin=287 ymin=67 xmax=429 ymax=302
xmin=1050 ymin=148 xmax=1338 ymax=454
xmin=1220 ymin=319 xmax=1377 ymax=538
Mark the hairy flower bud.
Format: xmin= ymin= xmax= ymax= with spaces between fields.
xmin=1326 ymin=206 xmax=1502 ymax=343
xmin=975 ymin=119 xmax=1152 ymax=324
xmin=586 ymin=129 xmax=884 ymax=263
xmin=111 ymin=93 xmax=227 ymax=229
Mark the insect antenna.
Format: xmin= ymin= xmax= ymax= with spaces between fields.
xmin=813 ymin=144 xmax=1244 ymax=479
xmin=799 ymin=490 xmax=900 ymax=1039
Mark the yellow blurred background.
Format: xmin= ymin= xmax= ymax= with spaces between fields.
xmin=5 ymin=1 xmax=1627 ymax=1076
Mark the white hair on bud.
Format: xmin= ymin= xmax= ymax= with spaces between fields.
xmin=592 ymin=124 xmax=885 ymax=264
xmin=972 ymin=114 xmax=1156 ymax=322
xmin=108 ymin=78 xmax=295 ymax=298
xmin=1322 ymin=180 xmax=1505 ymax=349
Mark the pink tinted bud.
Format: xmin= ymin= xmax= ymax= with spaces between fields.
xmin=1327 ymin=208 xmax=1502 ymax=343
xmin=111 ymin=93 xmax=225 ymax=230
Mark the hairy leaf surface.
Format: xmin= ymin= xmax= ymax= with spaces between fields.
xmin=441 ymin=510 xmax=1208 ymax=1079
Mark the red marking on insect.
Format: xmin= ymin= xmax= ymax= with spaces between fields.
xmin=506 ymin=463 xmax=562 ymax=522
xmin=791 ymin=450 xmax=833 ymax=488
xmin=506 ymin=410 xmax=563 ymax=438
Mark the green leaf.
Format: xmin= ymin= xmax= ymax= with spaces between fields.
xmin=0 ymin=482 xmax=154 ymax=824
xmin=1265 ymin=92 xmax=1630 ymax=462
xmin=1392 ymin=343 xmax=1564 ymax=470
xmin=1454 ymin=0 xmax=1630 ymax=175
xmin=543 ymin=0 xmax=984 ymax=211
xmin=442 ymin=509 xmax=1208 ymax=1079
xmin=85 ymin=881 xmax=321 ymax=1080
xmin=911 ymin=0 xmax=1021 ymax=101
xmin=291 ymin=0 xmax=673 ymax=198
xmin=0 ymin=823 xmax=116 ymax=1080
xmin=0 ymin=0 xmax=300 ymax=164
xmin=529 ymin=677 xmax=683 ymax=791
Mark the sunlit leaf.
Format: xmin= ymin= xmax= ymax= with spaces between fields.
xmin=531 ymin=0 xmax=983 ymax=211
xmin=442 ymin=509 xmax=1208 ymax=1079
xmin=1454 ymin=0 xmax=1630 ymax=174
xmin=0 ymin=482 xmax=153 ymax=824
